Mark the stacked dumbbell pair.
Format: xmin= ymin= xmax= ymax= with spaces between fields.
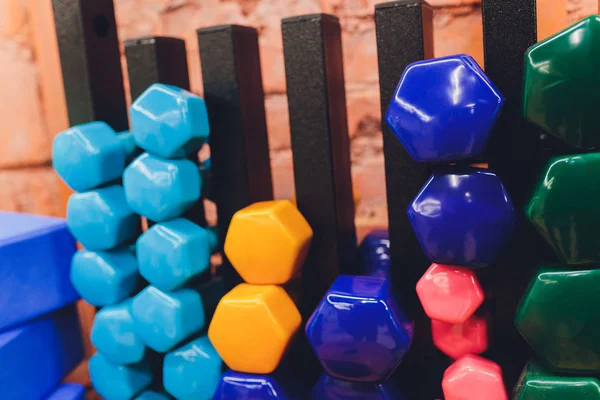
xmin=207 ymin=200 xmax=312 ymax=398
xmin=386 ymin=54 xmax=517 ymax=400
xmin=53 ymin=83 xmax=220 ymax=400
xmin=513 ymin=15 xmax=600 ymax=399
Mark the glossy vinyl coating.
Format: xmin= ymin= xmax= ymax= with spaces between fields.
xmin=526 ymin=153 xmax=600 ymax=265
xmin=132 ymin=285 xmax=205 ymax=352
xmin=137 ymin=218 xmax=214 ymax=292
xmin=0 ymin=212 xmax=78 ymax=331
xmin=52 ymin=121 xmax=134 ymax=191
xmin=385 ymin=54 xmax=503 ymax=162
xmin=67 ymin=185 xmax=141 ymax=250
xmin=305 ymin=275 xmax=413 ymax=383
xmin=523 ymin=15 xmax=600 ymax=149
xmin=71 ymin=248 xmax=140 ymax=306
xmin=91 ymin=299 xmax=147 ymax=365
xmin=164 ymin=335 xmax=222 ymax=400
xmin=224 ymin=200 xmax=313 ymax=285
xmin=123 ymin=152 xmax=201 ymax=222
xmin=359 ymin=229 xmax=390 ymax=278
xmin=442 ymin=355 xmax=507 ymax=400
xmin=209 ymin=284 xmax=301 ymax=374
xmin=135 ymin=391 xmax=171 ymax=400
xmin=89 ymin=353 xmax=152 ymax=400
xmin=131 ymin=83 xmax=210 ymax=159
xmin=431 ymin=315 xmax=488 ymax=359
xmin=416 ymin=264 xmax=484 ymax=324
xmin=0 ymin=305 xmax=83 ymax=400
xmin=45 ymin=383 xmax=85 ymax=400
xmin=312 ymin=373 xmax=405 ymax=400
xmin=213 ymin=371 xmax=291 ymax=400
xmin=514 ymin=360 xmax=600 ymax=399
xmin=515 ymin=267 xmax=600 ymax=372
xmin=408 ymin=168 xmax=516 ymax=268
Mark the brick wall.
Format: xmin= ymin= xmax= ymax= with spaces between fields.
xmin=0 ymin=0 xmax=594 ymax=232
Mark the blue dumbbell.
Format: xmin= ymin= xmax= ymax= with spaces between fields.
xmin=135 ymin=391 xmax=171 ymax=400
xmin=91 ymin=299 xmax=147 ymax=365
xmin=212 ymin=370 xmax=305 ymax=400
xmin=53 ymin=121 xmax=137 ymax=192
xmin=137 ymin=218 xmax=218 ymax=291
xmin=0 ymin=304 xmax=83 ymax=400
xmin=0 ymin=212 xmax=78 ymax=331
xmin=89 ymin=353 xmax=153 ymax=400
xmin=312 ymin=373 xmax=405 ymax=400
xmin=163 ymin=335 xmax=222 ymax=399
xmin=45 ymin=383 xmax=85 ymax=400
xmin=67 ymin=184 xmax=141 ymax=250
xmin=71 ymin=248 xmax=140 ymax=306
xmin=132 ymin=278 xmax=224 ymax=352
xmin=359 ymin=229 xmax=390 ymax=278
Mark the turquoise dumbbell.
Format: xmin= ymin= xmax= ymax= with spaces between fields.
xmin=132 ymin=278 xmax=223 ymax=353
xmin=163 ymin=335 xmax=222 ymax=399
xmin=91 ymin=299 xmax=147 ymax=365
xmin=137 ymin=218 xmax=218 ymax=292
xmin=135 ymin=391 xmax=171 ymax=400
xmin=53 ymin=122 xmax=137 ymax=192
xmin=67 ymin=185 xmax=140 ymax=250
xmin=70 ymin=248 xmax=140 ymax=306
xmin=89 ymin=353 xmax=153 ymax=400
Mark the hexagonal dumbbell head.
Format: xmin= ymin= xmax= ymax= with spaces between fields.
xmin=134 ymin=391 xmax=171 ymax=400
xmin=89 ymin=353 xmax=152 ymax=400
xmin=130 ymin=83 xmax=209 ymax=159
xmin=213 ymin=371 xmax=298 ymax=400
xmin=442 ymin=355 xmax=507 ymax=400
xmin=137 ymin=218 xmax=217 ymax=292
xmin=224 ymin=200 xmax=313 ymax=285
xmin=514 ymin=360 xmax=600 ymax=400
xmin=527 ymin=153 xmax=600 ymax=265
xmin=515 ymin=266 xmax=600 ymax=372
xmin=306 ymin=275 xmax=413 ymax=383
xmin=123 ymin=153 xmax=202 ymax=222
xmin=67 ymin=185 xmax=141 ymax=250
xmin=359 ymin=229 xmax=390 ymax=279
xmin=91 ymin=299 xmax=147 ymax=365
xmin=312 ymin=373 xmax=406 ymax=400
xmin=409 ymin=169 xmax=516 ymax=268
xmin=523 ymin=16 xmax=600 ymax=149
xmin=386 ymin=54 xmax=503 ymax=162
xmin=416 ymin=264 xmax=484 ymax=324
xmin=70 ymin=248 xmax=140 ymax=306
xmin=431 ymin=315 xmax=488 ymax=360
xmin=53 ymin=122 xmax=136 ymax=192
xmin=163 ymin=335 xmax=222 ymax=400
xmin=208 ymin=284 xmax=301 ymax=374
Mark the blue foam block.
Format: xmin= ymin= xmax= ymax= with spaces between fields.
xmin=45 ymin=383 xmax=85 ymax=400
xmin=0 ymin=304 xmax=83 ymax=399
xmin=0 ymin=212 xmax=79 ymax=331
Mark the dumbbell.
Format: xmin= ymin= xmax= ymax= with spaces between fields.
xmin=53 ymin=121 xmax=137 ymax=192
xmin=135 ymin=391 xmax=171 ymax=400
xmin=89 ymin=352 xmax=153 ymax=400
xmin=312 ymin=373 xmax=405 ymax=400
xmin=208 ymin=200 xmax=312 ymax=375
xmin=163 ymin=335 xmax=222 ymax=399
xmin=70 ymin=248 xmax=140 ymax=306
xmin=442 ymin=355 xmax=507 ymax=400
xmin=136 ymin=218 xmax=218 ymax=292
xmin=132 ymin=277 xmax=223 ymax=353
xmin=45 ymin=384 xmax=85 ymax=400
xmin=305 ymin=274 xmax=413 ymax=383
xmin=213 ymin=370 xmax=303 ymax=400
xmin=359 ymin=229 xmax=390 ymax=278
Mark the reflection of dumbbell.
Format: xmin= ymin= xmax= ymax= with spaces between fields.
xmin=213 ymin=370 xmax=303 ymax=399
xmin=88 ymin=352 xmax=153 ymax=400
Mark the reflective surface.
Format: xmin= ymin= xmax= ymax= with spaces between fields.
xmin=208 ymin=284 xmax=301 ymax=374
xmin=514 ymin=361 xmax=600 ymax=399
xmin=163 ymin=335 xmax=222 ymax=400
xmin=89 ymin=353 xmax=152 ymax=400
xmin=416 ymin=263 xmax=484 ymax=324
xmin=385 ymin=54 xmax=503 ymax=162
xmin=408 ymin=168 xmax=516 ymax=268
xmin=123 ymin=153 xmax=201 ymax=222
xmin=305 ymin=275 xmax=413 ymax=382
xmin=91 ymin=299 xmax=146 ymax=365
xmin=523 ymin=15 xmax=600 ymax=149
xmin=442 ymin=355 xmax=507 ymax=400
xmin=431 ymin=315 xmax=488 ymax=360
xmin=213 ymin=371 xmax=292 ymax=400
xmin=312 ymin=373 xmax=405 ymax=400
xmin=515 ymin=267 xmax=600 ymax=372
xmin=359 ymin=229 xmax=390 ymax=278
xmin=131 ymin=83 xmax=209 ymax=159
xmin=526 ymin=153 xmax=600 ymax=265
